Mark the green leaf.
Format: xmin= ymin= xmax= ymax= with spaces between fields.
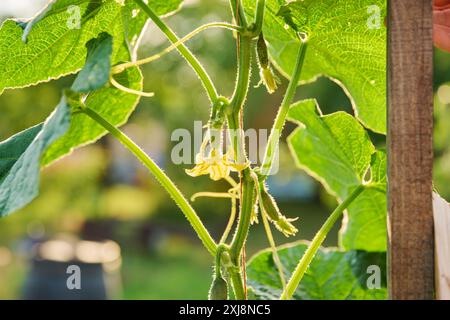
xmin=41 ymin=41 xmax=143 ymax=166
xmin=0 ymin=0 xmax=182 ymax=94
xmin=342 ymin=185 xmax=387 ymax=251
xmin=71 ymin=32 xmax=113 ymax=93
xmin=287 ymin=99 xmax=386 ymax=251
xmin=1 ymin=25 xmax=142 ymax=216
xmin=369 ymin=149 xmax=387 ymax=190
xmin=243 ymin=0 xmax=387 ymax=134
xmin=340 ymin=150 xmax=387 ymax=251
xmin=0 ymin=95 xmax=71 ymax=217
xmin=287 ymin=99 xmax=375 ymax=198
xmin=0 ymin=125 xmax=43 ymax=178
xmin=247 ymin=241 xmax=387 ymax=300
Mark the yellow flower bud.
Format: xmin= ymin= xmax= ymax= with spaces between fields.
xmin=260 ymin=67 xmax=279 ymax=94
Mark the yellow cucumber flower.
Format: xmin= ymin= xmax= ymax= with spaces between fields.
xmin=186 ymin=149 xmax=250 ymax=181
xmin=259 ymin=67 xmax=279 ymax=94
xmin=186 ymin=149 xmax=230 ymax=181
xmin=186 ymin=130 xmax=249 ymax=181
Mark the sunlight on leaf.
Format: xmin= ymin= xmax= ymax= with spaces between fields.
xmin=243 ymin=0 xmax=387 ymax=133
xmin=247 ymin=241 xmax=387 ymax=300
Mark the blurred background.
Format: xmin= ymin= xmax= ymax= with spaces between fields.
xmin=0 ymin=0 xmax=447 ymax=299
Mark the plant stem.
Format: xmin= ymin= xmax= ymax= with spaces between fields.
xmin=253 ymin=0 xmax=266 ymax=35
xmin=224 ymin=0 xmax=257 ymax=300
xmin=81 ymin=107 xmax=217 ymax=256
xmin=110 ymin=76 xmax=154 ymax=97
xmin=229 ymin=268 xmax=246 ymax=299
xmin=226 ymin=169 xmax=255 ymax=300
xmin=229 ymin=35 xmax=252 ymax=114
xmin=191 ymin=192 xmax=236 ymax=201
xmin=253 ymin=177 xmax=286 ymax=290
xmin=220 ymin=195 xmax=237 ymax=243
xmin=215 ymin=244 xmax=228 ymax=278
xmin=280 ymin=185 xmax=365 ymax=300
xmin=229 ymin=0 xmax=248 ymax=29
xmin=260 ymin=42 xmax=307 ymax=177
xmin=226 ymin=34 xmax=252 ymax=165
xmin=230 ymin=169 xmax=255 ymax=261
xmin=133 ymin=0 xmax=218 ymax=103
xmin=260 ymin=205 xmax=287 ymax=289
xmin=226 ymin=112 xmax=246 ymax=166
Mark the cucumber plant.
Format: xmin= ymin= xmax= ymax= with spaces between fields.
xmin=0 ymin=0 xmax=387 ymax=300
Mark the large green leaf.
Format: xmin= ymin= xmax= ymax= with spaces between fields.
xmin=42 ymin=32 xmax=142 ymax=166
xmin=243 ymin=0 xmax=386 ymax=134
xmin=247 ymin=241 xmax=387 ymax=300
xmin=287 ymin=99 xmax=386 ymax=251
xmin=0 ymin=30 xmax=141 ymax=216
xmin=0 ymin=0 xmax=182 ymax=94
xmin=0 ymin=95 xmax=71 ymax=216
xmin=287 ymin=99 xmax=375 ymax=198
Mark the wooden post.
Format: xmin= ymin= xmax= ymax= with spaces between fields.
xmin=387 ymin=0 xmax=434 ymax=299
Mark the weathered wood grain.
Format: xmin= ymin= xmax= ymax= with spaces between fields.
xmin=387 ymin=0 xmax=435 ymax=299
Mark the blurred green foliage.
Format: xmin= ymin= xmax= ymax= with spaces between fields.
xmin=434 ymin=48 xmax=450 ymax=199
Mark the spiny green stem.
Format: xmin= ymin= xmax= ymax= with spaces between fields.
xmin=226 ymin=112 xmax=247 ymax=166
xmin=260 ymin=42 xmax=307 ymax=177
xmin=230 ymin=169 xmax=255 ymax=261
xmin=224 ymin=0 xmax=261 ymax=301
xmin=280 ymin=185 xmax=365 ymax=300
xmin=226 ymin=169 xmax=255 ymax=300
xmin=133 ymin=0 xmax=218 ymax=103
xmin=81 ymin=107 xmax=217 ymax=256
xmin=226 ymin=35 xmax=252 ymax=165
xmin=229 ymin=35 xmax=252 ymax=114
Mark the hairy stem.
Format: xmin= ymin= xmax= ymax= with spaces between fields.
xmin=226 ymin=112 xmax=247 ymax=166
xmin=230 ymin=169 xmax=256 ymax=261
xmin=81 ymin=107 xmax=217 ymax=256
xmin=226 ymin=35 xmax=252 ymax=166
xmin=227 ymin=169 xmax=255 ymax=300
xmin=229 ymin=35 xmax=252 ymax=114
xmin=280 ymin=185 xmax=365 ymax=300
xmin=133 ymin=0 xmax=218 ymax=103
xmin=260 ymin=42 xmax=307 ymax=177
xmin=224 ymin=0 xmax=260 ymax=300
